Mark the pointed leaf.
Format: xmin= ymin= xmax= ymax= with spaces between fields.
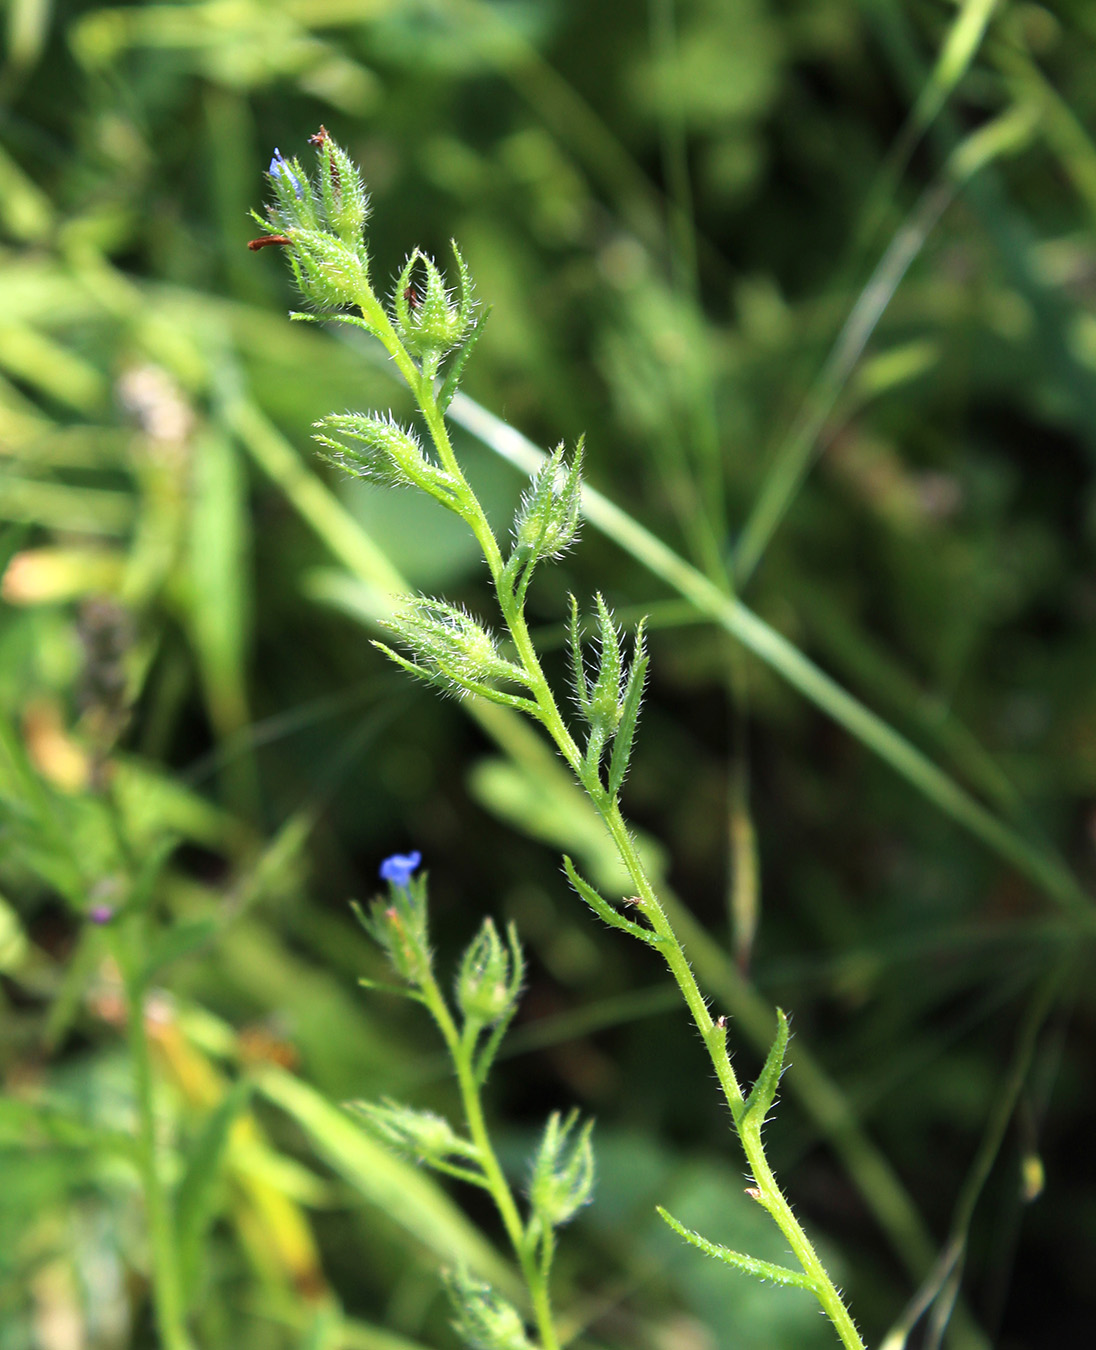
xmin=743 ymin=1008 xmax=790 ymax=1127
xmin=566 ymin=595 xmax=588 ymax=711
xmin=562 ymin=856 xmax=660 ymax=947
xmin=607 ymin=619 xmax=649 ymax=798
xmin=656 ymin=1206 xmax=814 ymax=1289
xmin=438 ymin=307 xmax=491 ymax=412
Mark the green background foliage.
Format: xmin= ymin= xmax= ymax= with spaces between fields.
xmin=1 ymin=1 xmax=1094 ymax=1346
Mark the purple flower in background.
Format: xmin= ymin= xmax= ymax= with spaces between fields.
xmin=89 ymin=905 xmax=114 ymax=925
xmin=379 ymin=851 xmax=422 ymax=888
xmin=268 ymin=149 xmax=303 ymax=198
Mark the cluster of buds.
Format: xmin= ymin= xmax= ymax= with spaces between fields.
xmin=250 ymin=128 xmax=371 ymax=308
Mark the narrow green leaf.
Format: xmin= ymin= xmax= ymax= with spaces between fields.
xmin=438 ymin=307 xmax=491 ymax=413
xmin=566 ymin=594 xmax=588 ymax=711
xmin=562 ymin=856 xmax=660 ymax=948
xmin=743 ymin=1008 xmax=790 ymax=1127
xmin=291 ymin=310 xmax=382 ymax=340
xmin=139 ymin=921 xmax=217 ymax=990
xmin=656 ymin=1206 xmax=814 ymax=1290
xmin=607 ymin=619 xmax=648 ymax=798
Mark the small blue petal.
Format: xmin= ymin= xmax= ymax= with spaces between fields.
xmin=268 ymin=149 xmax=303 ymax=199
xmin=380 ymin=851 xmax=422 ymax=888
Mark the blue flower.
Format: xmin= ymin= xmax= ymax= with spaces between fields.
xmin=380 ymin=850 xmax=422 ymax=888
xmin=268 ymin=148 xmax=303 ymax=199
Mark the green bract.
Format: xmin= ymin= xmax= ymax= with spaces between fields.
xmin=313 ymin=411 xmax=459 ymax=500
xmin=377 ymin=598 xmax=532 ymax=704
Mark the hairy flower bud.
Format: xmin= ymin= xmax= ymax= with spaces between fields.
xmin=456 ymin=918 xmax=524 ymax=1027
xmin=353 ymin=866 xmax=432 ymax=987
xmin=380 ymin=598 xmax=529 ymax=696
xmin=529 ymin=1110 xmax=595 ymax=1228
xmin=350 ymin=1098 xmax=480 ymax=1170
xmin=445 ymin=1271 xmax=534 ymax=1350
xmin=393 ymin=244 xmax=475 ymax=362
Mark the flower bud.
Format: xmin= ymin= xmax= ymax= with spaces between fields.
xmin=287 ymin=231 xmax=369 ymax=309
xmin=445 ymin=1270 xmax=534 ymax=1350
xmin=393 ymin=244 xmax=475 ymax=361
xmin=311 ymin=128 xmax=370 ymax=244
xmin=508 ymin=439 xmax=584 ymax=583
xmin=382 ymin=598 xmax=527 ymax=694
xmin=528 ymin=1109 xmax=595 ymax=1228
xmin=456 ymin=918 xmax=523 ymax=1027
xmin=350 ymin=1098 xmax=479 ymax=1170
xmin=352 ymin=867 xmax=432 ymax=987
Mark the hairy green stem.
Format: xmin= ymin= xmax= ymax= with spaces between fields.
xmin=356 ymin=272 xmax=862 ymax=1349
xmin=601 ymin=806 xmax=864 ymax=1349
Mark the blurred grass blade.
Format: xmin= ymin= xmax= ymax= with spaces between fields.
xmin=187 ymin=423 xmax=257 ymax=810
xmin=0 ymin=324 xmax=105 ymax=411
xmin=447 ymin=390 xmax=1090 ymax=919
xmin=0 ymin=475 xmax=134 ymax=534
xmin=228 ymin=396 xmax=406 ymax=596
xmin=991 ymin=36 xmax=1096 ymax=224
xmin=881 ymin=968 xmax=1063 ymax=1350
xmin=256 ymin=1065 xmax=519 ymax=1298
xmin=732 ymin=180 xmax=951 ymax=586
xmin=734 ymin=97 xmax=1038 ymax=588
xmin=2 ymin=0 xmax=53 ymax=85
xmin=177 ymin=1078 xmax=253 ymax=1306
xmin=910 ymin=0 xmax=1000 ymax=139
xmin=0 ymin=141 xmax=53 ymax=240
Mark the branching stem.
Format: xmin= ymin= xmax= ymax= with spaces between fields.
xmin=416 ymin=965 xmax=562 ymax=1350
xmin=373 ymin=297 xmax=864 ymax=1350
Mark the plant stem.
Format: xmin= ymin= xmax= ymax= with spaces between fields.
xmin=110 ymin=928 xmax=194 ymax=1350
xmin=417 ymin=970 xmax=561 ymax=1350
xmin=377 ymin=285 xmax=862 ymax=1350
